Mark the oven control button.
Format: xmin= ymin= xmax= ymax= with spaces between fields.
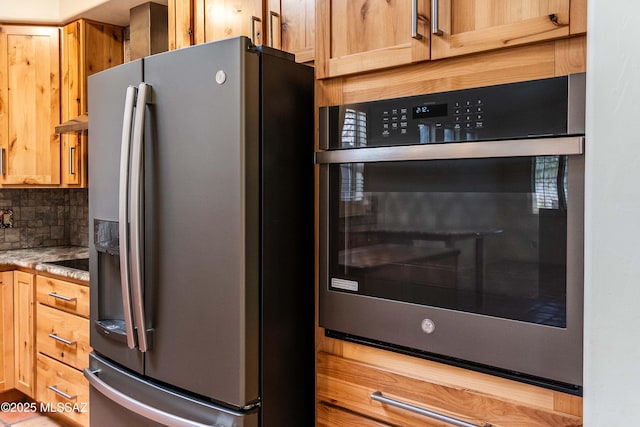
xmin=421 ymin=318 xmax=436 ymax=334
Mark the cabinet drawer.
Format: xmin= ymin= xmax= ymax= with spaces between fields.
xmin=37 ymin=304 xmax=91 ymax=370
xmin=37 ymin=276 xmax=89 ymax=318
xmin=317 ymin=402 xmax=391 ymax=426
xmin=36 ymin=354 xmax=89 ymax=427
xmin=317 ymin=352 xmax=582 ymax=427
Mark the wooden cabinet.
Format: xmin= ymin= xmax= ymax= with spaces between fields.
xmin=267 ymin=0 xmax=315 ymax=63
xmin=0 ymin=25 xmax=60 ymax=186
xmin=13 ymin=271 xmax=35 ymax=397
xmin=317 ymin=346 xmax=583 ymax=427
xmin=316 ymin=0 xmax=430 ymax=78
xmin=431 ymin=0 xmax=573 ymax=60
xmin=36 ymin=354 xmax=89 ymax=426
xmin=36 ymin=274 xmax=90 ymax=426
xmin=316 ymin=0 xmax=587 ymax=78
xmin=0 ymin=271 xmax=14 ymax=392
xmin=59 ymin=19 xmax=124 ymax=188
xmin=169 ymin=0 xmax=314 ymax=62
xmin=194 ymin=0 xmax=263 ymax=45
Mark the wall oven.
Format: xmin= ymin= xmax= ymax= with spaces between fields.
xmin=317 ymin=74 xmax=585 ymax=393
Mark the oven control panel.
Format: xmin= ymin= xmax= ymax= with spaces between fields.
xmin=321 ymin=74 xmax=585 ymax=149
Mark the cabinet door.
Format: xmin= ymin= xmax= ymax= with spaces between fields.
xmin=431 ymin=0 xmax=571 ymax=59
xmin=267 ymin=0 xmax=281 ymax=48
xmin=62 ymin=22 xmax=82 ymax=123
xmin=13 ymin=271 xmax=35 ymax=397
xmin=169 ymin=0 xmax=195 ymax=50
xmin=0 ymin=271 xmax=14 ymax=392
xmin=60 ymin=20 xmax=123 ymax=188
xmin=0 ymin=25 xmax=60 ymax=185
xmin=316 ymin=0 xmax=430 ymax=78
xmin=60 ymin=132 xmax=85 ymax=186
xmin=195 ymin=0 xmax=263 ymax=45
xmin=277 ymin=0 xmax=315 ymax=63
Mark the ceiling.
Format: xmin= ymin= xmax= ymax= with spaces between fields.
xmin=65 ymin=0 xmax=168 ymax=26
xmin=0 ymin=0 xmax=168 ymax=26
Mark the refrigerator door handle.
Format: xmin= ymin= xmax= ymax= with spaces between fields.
xmin=131 ymin=82 xmax=152 ymax=352
xmin=84 ymin=369 xmax=215 ymax=427
xmin=119 ymin=85 xmax=138 ymax=350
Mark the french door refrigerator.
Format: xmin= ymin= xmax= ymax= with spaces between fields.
xmin=85 ymin=37 xmax=314 ymax=426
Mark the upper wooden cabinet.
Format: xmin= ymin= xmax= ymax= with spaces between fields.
xmin=317 ymin=0 xmax=587 ymax=78
xmin=194 ymin=0 xmax=263 ymax=45
xmin=268 ymin=0 xmax=315 ymax=63
xmin=60 ymin=19 xmax=124 ymax=188
xmin=316 ymin=0 xmax=430 ymax=79
xmin=61 ymin=20 xmax=124 ymax=118
xmin=0 ymin=25 xmax=60 ymax=185
xmin=431 ymin=0 xmax=572 ymax=60
xmin=169 ymin=0 xmax=314 ymax=62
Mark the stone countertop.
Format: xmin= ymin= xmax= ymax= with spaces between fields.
xmin=0 ymin=246 xmax=90 ymax=282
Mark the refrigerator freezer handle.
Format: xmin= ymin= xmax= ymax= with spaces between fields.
xmin=84 ymin=369 xmax=215 ymax=427
xmin=119 ymin=85 xmax=138 ymax=350
xmin=131 ymin=82 xmax=152 ymax=352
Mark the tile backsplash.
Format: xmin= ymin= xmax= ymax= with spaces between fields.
xmin=0 ymin=189 xmax=88 ymax=250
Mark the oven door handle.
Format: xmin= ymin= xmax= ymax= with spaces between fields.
xmin=315 ymin=136 xmax=584 ymax=164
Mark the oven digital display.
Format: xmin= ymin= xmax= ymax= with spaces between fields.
xmin=412 ymin=103 xmax=448 ymax=119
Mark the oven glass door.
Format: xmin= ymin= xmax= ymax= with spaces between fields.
xmin=328 ymin=155 xmax=570 ymax=328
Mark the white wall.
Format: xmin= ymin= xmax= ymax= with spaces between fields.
xmin=584 ymin=1 xmax=640 ymax=425
xmin=0 ymin=0 xmax=60 ymax=23
xmin=0 ymin=0 xmax=166 ymax=25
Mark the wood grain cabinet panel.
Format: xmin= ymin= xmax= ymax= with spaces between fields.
xmin=316 ymin=0 xmax=587 ymax=78
xmin=268 ymin=0 xmax=315 ymax=63
xmin=316 ymin=0 xmax=430 ymax=78
xmin=36 ymin=276 xmax=90 ymax=318
xmin=317 ymin=352 xmax=583 ymax=427
xmin=430 ymin=0 xmax=572 ymax=59
xmin=0 ymin=271 xmax=14 ymax=392
xmin=36 ymin=274 xmax=91 ymax=426
xmin=13 ymin=271 xmax=35 ymax=397
xmin=60 ymin=19 xmax=124 ymax=188
xmin=194 ymin=0 xmax=263 ymax=45
xmin=37 ymin=303 xmax=90 ymax=372
xmin=169 ymin=0 xmax=314 ymax=62
xmin=0 ymin=26 xmax=60 ymax=186
xmin=36 ymin=354 xmax=89 ymax=426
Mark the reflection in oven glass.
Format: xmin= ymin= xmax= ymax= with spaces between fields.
xmin=329 ymin=156 xmax=569 ymax=328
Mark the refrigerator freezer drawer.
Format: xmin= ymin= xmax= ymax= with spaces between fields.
xmin=85 ymin=353 xmax=258 ymax=427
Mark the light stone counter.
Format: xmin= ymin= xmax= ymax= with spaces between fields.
xmin=0 ymin=246 xmax=89 ymax=282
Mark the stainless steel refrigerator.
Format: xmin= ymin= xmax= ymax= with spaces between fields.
xmin=85 ymin=37 xmax=314 ymax=426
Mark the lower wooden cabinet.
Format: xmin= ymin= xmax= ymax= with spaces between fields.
xmin=0 ymin=271 xmax=14 ymax=392
xmin=36 ymin=274 xmax=90 ymax=426
xmin=36 ymin=304 xmax=90 ymax=371
xmin=36 ymin=354 xmax=89 ymax=426
xmin=318 ymin=402 xmax=392 ymax=427
xmin=13 ymin=271 xmax=35 ymax=397
xmin=317 ymin=350 xmax=583 ymax=427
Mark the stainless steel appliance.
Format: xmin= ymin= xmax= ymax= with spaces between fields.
xmin=86 ymin=37 xmax=314 ymax=426
xmin=317 ymin=74 xmax=585 ymax=393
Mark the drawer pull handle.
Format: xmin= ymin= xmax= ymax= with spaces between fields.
xmin=48 ymin=385 xmax=77 ymax=401
xmin=371 ymin=391 xmax=491 ymax=427
xmin=48 ymin=292 xmax=77 ymax=302
xmin=48 ymin=333 xmax=77 ymax=346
